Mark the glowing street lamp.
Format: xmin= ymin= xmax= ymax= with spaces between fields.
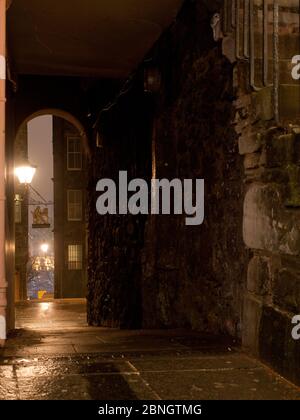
xmin=41 ymin=243 xmax=49 ymax=254
xmin=14 ymin=163 xmax=37 ymax=186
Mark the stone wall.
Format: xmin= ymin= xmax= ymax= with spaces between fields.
xmin=87 ymin=0 xmax=300 ymax=385
xmin=87 ymin=82 xmax=153 ymax=328
xmin=88 ymin=0 xmax=248 ymax=336
xmin=240 ymin=123 xmax=300 ymax=384
xmin=140 ymin=0 xmax=247 ymax=334
xmin=235 ymin=55 xmax=300 ymax=384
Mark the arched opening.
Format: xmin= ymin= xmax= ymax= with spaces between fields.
xmin=14 ymin=110 xmax=89 ymax=329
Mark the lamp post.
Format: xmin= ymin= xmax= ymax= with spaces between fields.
xmin=14 ymin=162 xmax=36 ymax=302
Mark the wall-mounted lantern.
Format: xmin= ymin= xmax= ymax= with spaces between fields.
xmin=14 ymin=162 xmax=37 ymax=186
xmin=96 ymin=131 xmax=104 ymax=149
xmin=144 ymin=66 xmax=161 ymax=93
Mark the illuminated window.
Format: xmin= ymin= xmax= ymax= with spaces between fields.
xmin=67 ymin=244 xmax=82 ymax=270
xmin=67 ymin=190 xmax=82 ymax=221
xmin=67 ymin=136 xmax=82 ymax=170
xmin=15 ymin=195 xmax=22 ymax=224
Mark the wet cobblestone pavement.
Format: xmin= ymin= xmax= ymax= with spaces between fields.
xmin=0 ymin=300 xmax=299 ymax=400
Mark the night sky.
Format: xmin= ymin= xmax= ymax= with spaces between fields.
xmin=27 ymin=115 xmax=54 ymax=256
xmin=28 ymin=115 xmax=54 ymax=203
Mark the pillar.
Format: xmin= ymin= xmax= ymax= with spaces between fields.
xmin=0 ymin=0 xmax=6 ymax=346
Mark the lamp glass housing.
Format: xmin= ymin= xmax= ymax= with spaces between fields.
xmin=15 ymin=165 xmax=36 ymax=185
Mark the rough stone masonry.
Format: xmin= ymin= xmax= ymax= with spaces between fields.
xmin=87 ymin=0 xmax=300 ymax=387
xmin=88 ymin=0 xmax=247 ymax=339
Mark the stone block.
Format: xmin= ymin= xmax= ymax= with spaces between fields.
xmin=234 ymin=94 xmax=251 ymax=110
xmin=293 ymin=127 xmax=300 ymax=164
xmin=285 ymin=164 xmax=300 ymax=208
xmin=279 ymin=85 xmax=300 ymax=120
xmin=252 ymin=88 xmax=273 ymax=121
xmin=235 ymin=117 xmax=250 ymax=136
xmin=244 ymin=153 xmax=260 ymax=170
xmin=259 ymin=305 xmax=300 ymax=386
xmin=243 ymin=184 xmax=282 ymax=252
xmin=247 ymin=256 xmax=269 ymax=296
xmin=242 ymin=294 xmax=262 ymax=355
xmin=222 ymin=35 xmax=236 ymax=64
xmin=239 ymin=132 xmax=262 ymax=155
xmin=243 ymin=183 xmax=300 ymax=255
xmin=264 ymin=133 xmax=294 ymax=168
xmin=273 ymin=268 xmax=300 ymax=313
xmin=260 ymin=168 xmax=289 ymax=184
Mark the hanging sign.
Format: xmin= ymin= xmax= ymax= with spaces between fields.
xmin=32 ymin=207 xmax=51 ymax=228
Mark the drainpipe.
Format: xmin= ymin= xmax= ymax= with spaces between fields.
xmin=0 ymin=0 xmax=6 ymax=346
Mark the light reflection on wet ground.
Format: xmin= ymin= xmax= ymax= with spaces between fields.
xmin=0 ymin=300 xmax=299 ymax=400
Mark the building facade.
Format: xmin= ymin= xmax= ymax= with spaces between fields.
xmin=53 ymin=117 xmax=88 ymax=299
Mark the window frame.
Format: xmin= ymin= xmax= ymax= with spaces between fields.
xmin=67 ymin=244 xmax=83 ymax=271
xmin=67 ymin=189 xmax=83 ymax=221
xmin=67 ymin=135 xmax=82 ymax=171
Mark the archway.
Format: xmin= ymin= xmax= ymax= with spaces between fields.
xmin=17 ymin=109 xmax=90 ymax=158
xmin=14 ymin=110 xmax=89 ymax=329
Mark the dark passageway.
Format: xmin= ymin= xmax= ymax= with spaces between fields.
xmin=1 ymin=0 xmax=300 ymax=401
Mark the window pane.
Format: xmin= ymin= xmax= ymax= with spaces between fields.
xmin=67 ymin=190 xmax=82 ymax=221
xmin=68 ymin=138 xmax=74 ymax=153
xmin=67 ymin=136 xmax=82 ymax=170
xmin=68 ymin=244 xmax=82 ymax=270
xmin=69 ymin=154 xmax=75 ymax=170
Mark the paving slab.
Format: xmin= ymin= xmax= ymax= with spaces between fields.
xmin=128 ymin=354 xmax=260 ymax=372
xmin=0 ymin=300 xmax=299 ymax=400
xmin=138 ymin=368 xmax=300 ymax=400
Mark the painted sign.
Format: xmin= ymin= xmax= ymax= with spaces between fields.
xmin=32 ymin=207 xmax=51 ymax=228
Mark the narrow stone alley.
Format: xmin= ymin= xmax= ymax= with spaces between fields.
xmin=0 ymin=300 xmax=299 ymax=400
xmin=1 ymin=0 xmax=300 ymax=403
